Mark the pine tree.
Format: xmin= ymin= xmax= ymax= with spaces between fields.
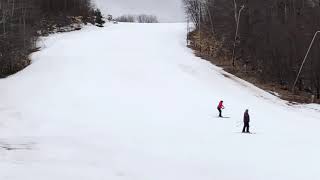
xmin=94 ymin=9 xmax=105 ymax=27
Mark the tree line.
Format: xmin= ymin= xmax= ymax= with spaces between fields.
xmin=115 ymin=14 xmax=159 ymax=23
xmin=183 ymin=0 xmax=320 ymax=100
xmin=0 ymin=0 xmax=102 ymax=76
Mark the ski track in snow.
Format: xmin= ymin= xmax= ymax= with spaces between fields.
xmin=0 ymin=23 xmax=319 ymax=180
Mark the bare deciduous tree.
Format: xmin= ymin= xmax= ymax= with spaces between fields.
xmin=183 ymin=0 xmax=320 ymax=100
xmin=136 ymin=14 xmax=159 ymax=23
xmin=0 ymin=0 xmax=97 ymax=76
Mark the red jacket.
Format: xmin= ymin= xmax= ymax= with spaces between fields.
xmin=218 ymin=101 xmax=224 ymax=109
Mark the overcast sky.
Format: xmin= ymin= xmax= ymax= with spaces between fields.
xmin=93 ymin=0 xmax=185 ymax=22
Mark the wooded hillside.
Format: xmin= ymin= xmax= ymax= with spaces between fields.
xmin=184 ymin=0 xmax=320 ymax=101
xmin=0 ymin=0 xmax=97 ymax=76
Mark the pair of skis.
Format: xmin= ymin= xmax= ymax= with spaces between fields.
xmin=217 ymin=116 xmax=230 ymax=118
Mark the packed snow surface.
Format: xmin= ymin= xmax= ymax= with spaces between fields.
xmin=0 ymin=23 xmax=319 ymax=180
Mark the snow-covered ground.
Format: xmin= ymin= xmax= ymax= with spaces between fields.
xmin=0 ymin=23 xmax=319 ymax=180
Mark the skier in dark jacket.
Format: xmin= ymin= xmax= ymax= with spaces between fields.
xmin=242 ymin=109 xmax=250 ymax=133
xmin=217 ymin=101 xmax=224 ymax=117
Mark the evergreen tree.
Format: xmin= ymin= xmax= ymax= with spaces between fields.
xmin=94 ymin=9 xmax=105 ymax=27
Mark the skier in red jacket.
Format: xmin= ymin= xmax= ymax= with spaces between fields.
xmin=217 ymin=100 xmax=225 ymax=117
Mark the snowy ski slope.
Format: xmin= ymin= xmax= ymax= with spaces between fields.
xmin=0 ymin=23 xmax=319 ymax=180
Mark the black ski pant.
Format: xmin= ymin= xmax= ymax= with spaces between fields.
xmin=242 ymin=122 xmax=250 ymax=133
xmin=217 ymin=107 xmax=222 ymax=117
